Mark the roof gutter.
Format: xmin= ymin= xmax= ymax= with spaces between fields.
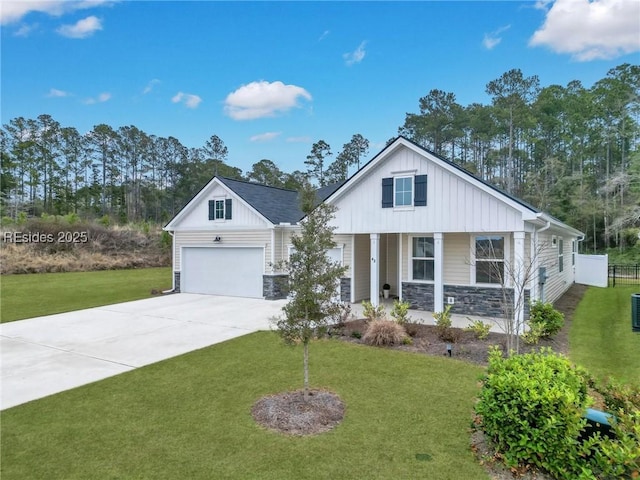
xmin=536 ymin=213 xmax=552 ymax=234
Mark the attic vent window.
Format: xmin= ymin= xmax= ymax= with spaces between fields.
xmin=382 ymin=175 xmax=427 ymax=208
xmin=208 ymin=198 xmax=233 ymax=221
xmin=215 ymin=200 xmax=225 ymax=219
xmin=395 ymin=177 xmax=413 ymax=206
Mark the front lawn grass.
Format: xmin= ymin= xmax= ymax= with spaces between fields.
xmin=0 ymin=267 xmax=171 ymax=323
xmin=569 ymin=286 xmax=640 ymax=386
xmin=0 ymin=331 xmax=488 ymax=480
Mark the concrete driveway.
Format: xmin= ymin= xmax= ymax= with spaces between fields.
xmin=0 ymin=294 xmax=286 ymax=410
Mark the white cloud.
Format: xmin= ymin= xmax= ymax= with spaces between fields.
xmin=57 ymin=15 xmax=102 ymax=38
xmin=530 ymin=0 xmax=640 ymax=61
xmin=172 ymin=92 xmax=202 ymax=108
xmin=318 ymin=30 xmax=330 ymax=41
xmin=143 ymin=79 xmax=160 ymax=94
xmin=250 ymin=132 xmax=282 ymax=142
xmin=83 ymin=92 xmax=111 ymax=104
xmin=14 ymin=23 xmax=38 ymax=37
xmin=46 ymin=88 xmax=70 ymax=98
xmin=1 ymin=1 xmax=113 ymax=25
xmin=343 ymin=41 xmax=366 ymax=66
xmin=224 ymin=80 xmax=312 ymax=120
xmin=483 ymin=25 xmax=510 ymax=50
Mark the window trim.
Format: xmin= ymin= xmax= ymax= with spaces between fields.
xmin=214 ymin=199 xmax=225 ymax=220
xmin=409 ymin=235 xmax=435 ymax=283
xmin=558 ymin=236 xmax=564 ymax=273
xmin=472 ymin=235 xmax=507 ymax=286
xmin=394 ymin=175 xmax=414 ymax=208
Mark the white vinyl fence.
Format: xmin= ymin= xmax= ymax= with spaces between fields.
xmin=575 ymin=254 xmax=608 ymax=288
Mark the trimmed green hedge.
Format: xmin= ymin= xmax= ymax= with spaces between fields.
xmin=475 ymin=348 xmax=591 ymax=479
xmin=475 ymin=348 xmax=640 ymax=479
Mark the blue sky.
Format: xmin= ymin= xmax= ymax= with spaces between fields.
xmin=2 ymin=0 xmax=639 ymax=175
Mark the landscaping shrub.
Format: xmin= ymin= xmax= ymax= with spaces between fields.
xmin=528 ymin=300 xmax=564 ymax=338
xmin=464 ymin=319 xmax=492 ymax=340
xmin=362 ymin=320 xmax=406 ymax=347
xmin=433 ymin=305 xmax=458 ymax=342
xmin=587 ymin=409 xmax=640 ymax=479
xmin=474 ymin=347 xmax=592 ymax=479
xmin=586 ymin=380 xmax=640 ymax=479
xmin=521 ymin=322 xmax=545 ymax=345
xmin=390 ymin=299 xmax=411 ymax=325
xmin=361 ymin=300 xmax=386 ymax=321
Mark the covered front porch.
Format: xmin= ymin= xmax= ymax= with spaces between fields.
xmin=346 ymin=231 xmax=528 ymax=327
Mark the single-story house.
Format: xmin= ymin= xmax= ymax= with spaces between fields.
xmin=164 ymin=136 xmax=584 ymax=322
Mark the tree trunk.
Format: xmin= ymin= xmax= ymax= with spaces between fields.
xmin=303 ymin=339 xmax=309 ymax=402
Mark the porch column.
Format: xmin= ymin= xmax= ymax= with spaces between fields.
xmin=370 ymin=234 xmax=380 ymax=307
xmin=514 ymin=231 xmax=526 ymax=333
xmin=433 ymin=232 xmax=444 ymax=313
xmin=398 ymin=234 xmax=403 ymax=301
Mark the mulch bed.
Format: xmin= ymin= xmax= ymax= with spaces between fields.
xmin=333 ymin=283 xmax=587 ymax=366
xmin=251 ymin=389 xmax=345 ymax=436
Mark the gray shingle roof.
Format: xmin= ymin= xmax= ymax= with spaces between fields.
xmin=218 ymin=177 xmax=346 ymax=225
xmin=218 ymin=177 xmax=303 ymax=224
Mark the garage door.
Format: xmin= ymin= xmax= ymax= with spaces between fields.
xmin=181 ymin=247 xmax=264 ymax=298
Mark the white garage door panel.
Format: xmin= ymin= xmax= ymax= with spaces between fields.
xmin=182 ymin=247 xmax=264 ymax=298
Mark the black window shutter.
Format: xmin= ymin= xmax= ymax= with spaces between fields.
xmin=225 ymin=198 xmax=232 ymax=220
xmin=414 ymin=175 xmax=427 ymax=206
xmin=382 ymin=177 xmax=393 ymax=208
xmin=208 ymin=200 xmax=215 ymax=220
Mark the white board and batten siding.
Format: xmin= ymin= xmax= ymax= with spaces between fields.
xmin=329 ymin=145 xmax=524 ymax=235
xmin=173 ymin=182 xmax=269 ymax=230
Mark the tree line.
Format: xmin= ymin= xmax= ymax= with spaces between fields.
xmin=1 ymin=64 xmax=638 ymax=252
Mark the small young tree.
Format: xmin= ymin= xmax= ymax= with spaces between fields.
xmin=471 ymin=235 xmax=545 ymax=355
xmin=272 ymin=183 xmax=347 ymax=401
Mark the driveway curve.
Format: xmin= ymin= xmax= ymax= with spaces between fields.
xmin=0 ymin=294 xmax=286 ymax=410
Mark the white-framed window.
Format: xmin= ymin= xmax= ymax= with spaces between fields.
xmin=551 ymin=235 xmax=558 ymax=247
xmin=395 ymin=176 xmax=413 ymax=207
xmin=558 ymin=237 xmax=564 ymax=273
xmin=214 ymin=199 xmax=225 ymax=220
xmin=572 ymin=239 xmax=576 ymax=266
xmin=411 ymin=236 xmax=434 ymax=281
xmin=474 ymin=236 xmax=504 ymax=284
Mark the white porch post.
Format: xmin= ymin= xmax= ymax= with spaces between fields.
xmin=433 ymin=232 xmax=444 ymax=313
xmin=370 ymin=234 xmax=380 ymax=307
xmin=350 ymin=235 xmax=356 ymax=304
xmin=514 ymin=231 xmax=526 ymax=333
xmin=398 ymin=234 xmax=403 ymax=301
